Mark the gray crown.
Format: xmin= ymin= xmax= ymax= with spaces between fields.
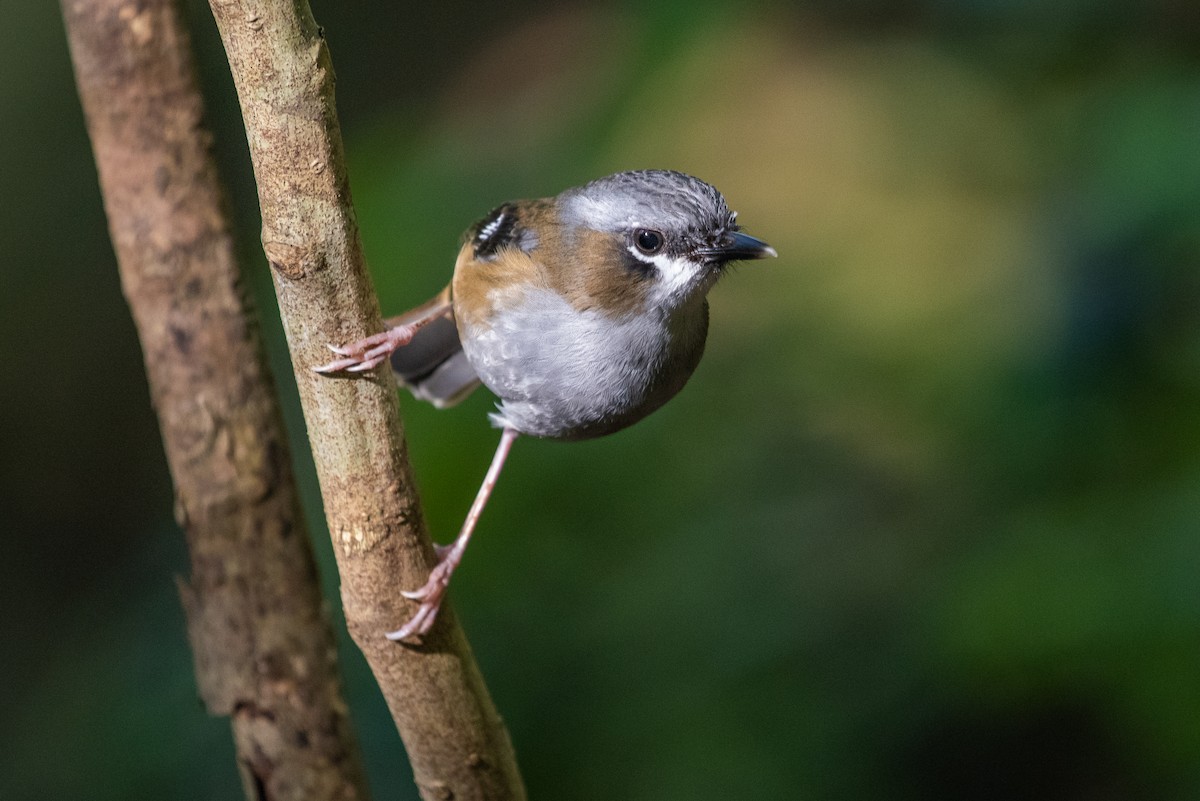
xmin=559 ymin=170 xmax=737 ymax=242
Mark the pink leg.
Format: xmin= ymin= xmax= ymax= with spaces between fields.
xmin=386 ymin=427 xmax=520 ymax=641
xmin=312 ymin=316 xmax=437 ymax=374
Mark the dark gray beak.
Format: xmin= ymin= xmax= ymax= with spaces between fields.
xmin=698 ymin=231 xmax=777 ymax=262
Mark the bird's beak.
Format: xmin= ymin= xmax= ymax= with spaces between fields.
xmin=698 ymin=231 xmax=777 ymax=262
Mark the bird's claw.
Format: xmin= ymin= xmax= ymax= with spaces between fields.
xmin=385 ymin=560 xmax=454 ymax=641
xmin=312 ymin=324 xmax=419 ymax=374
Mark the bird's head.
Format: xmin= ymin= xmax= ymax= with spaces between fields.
xmin=557 ymin=169 xmax=776 ymax=312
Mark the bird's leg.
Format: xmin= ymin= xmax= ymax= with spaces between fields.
xmin=312 ymin=311 xmax=442 ymax=374
xmin=386 ymin=427 xmax=520 ymax=641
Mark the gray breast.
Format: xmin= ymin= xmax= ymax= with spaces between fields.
xmin=461 ymin=287 xmax=707 ymax=440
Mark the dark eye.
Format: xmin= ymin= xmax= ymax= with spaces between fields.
xmin=634 ymin=228 xmax=664 ymax=254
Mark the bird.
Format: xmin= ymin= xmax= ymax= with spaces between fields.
xmin=315 ymin=169 xmax=775 ymax=640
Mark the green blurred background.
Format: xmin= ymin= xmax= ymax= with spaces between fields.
xmin=3 ymin=1 xmax=1199 ymax=798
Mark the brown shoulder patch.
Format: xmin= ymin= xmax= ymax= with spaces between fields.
xmin=452 ymin=200 xmax=651 ymax=327
xmin=452 ymin=242 xmax=545 ymax=330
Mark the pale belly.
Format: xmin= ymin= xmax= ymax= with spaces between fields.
xmin=458 ymin=288 xmax=708 ymax=440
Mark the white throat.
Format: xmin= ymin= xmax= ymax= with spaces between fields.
xmin=628 ymin=247 xmax=711 ymax=309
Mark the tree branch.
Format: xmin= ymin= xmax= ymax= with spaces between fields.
xmin=203 ymin=1 xmax=525 ymax=799
xmin=61 ymin=0 xmax=370 ymax=799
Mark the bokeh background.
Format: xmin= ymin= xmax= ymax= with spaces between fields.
xmin=3 ymin=1 xmax=1199 ymax=799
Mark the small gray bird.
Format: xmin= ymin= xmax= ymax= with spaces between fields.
xmin=316 ymin=170 xmax=775 ymax=639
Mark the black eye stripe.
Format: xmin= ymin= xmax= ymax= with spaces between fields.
xmin=620 ymin=246 xmax=655 ymax=277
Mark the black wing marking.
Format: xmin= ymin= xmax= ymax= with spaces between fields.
xmin=467 ymin=202 xmax=544 ymax=261
xmin=469 ymin=203 xmax=520 ymax=260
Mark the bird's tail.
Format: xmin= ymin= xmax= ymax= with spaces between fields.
xmin=386 ymin=287 xmax=481 ymax=408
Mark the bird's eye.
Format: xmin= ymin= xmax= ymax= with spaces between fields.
xmin=634 ymin=228 xmax=665 ymax=255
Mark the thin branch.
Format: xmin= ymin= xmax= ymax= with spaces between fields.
xmin=204 ymin=1 xmax=526 ymax=799
xmin=61 ymin=0 xmax=370 ymax=799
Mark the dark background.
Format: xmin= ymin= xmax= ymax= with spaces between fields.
xmin=3 ymin=1 xmax=1199 ymax=799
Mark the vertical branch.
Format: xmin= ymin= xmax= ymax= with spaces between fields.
xmin=204 ymin=1 xmax=526 ymax=800
xmin=60 ymin=0 xmax=370 ymax=799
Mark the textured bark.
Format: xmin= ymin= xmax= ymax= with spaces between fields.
xmin=203 ymin=2 xmax=526 ymax=800
xmin=61 ymin=1 xmax=370 ymax=799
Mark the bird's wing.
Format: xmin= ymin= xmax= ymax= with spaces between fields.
xmin=386 ymin=285 xmax=481 ymax=409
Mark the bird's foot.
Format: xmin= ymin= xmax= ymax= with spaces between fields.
xmin=383 ymin=428 xmax=518 ymax=642
xmin=312 ymin=324 xmax=420 ymax=373
xmin=384 ymin=555 xmax=456 ymax=641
